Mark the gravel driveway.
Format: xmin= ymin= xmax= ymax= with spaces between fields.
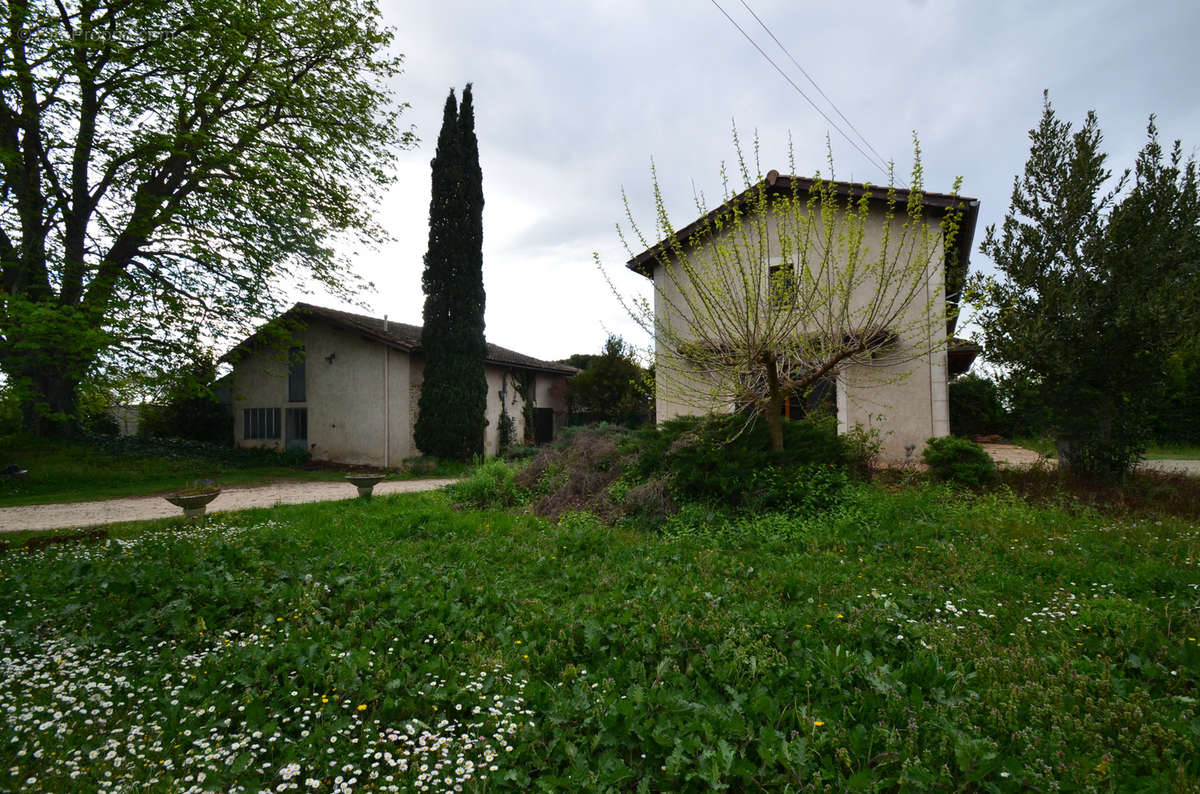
xmin=0 ymin=478 xmax=459 ymax=534
xmin=981 ymin=443 xmax=1200 ymax=477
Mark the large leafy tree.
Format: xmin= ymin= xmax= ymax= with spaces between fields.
xmin=0 ymin=0 xmax=410 ymax=435
xmin=971 ymin=96 xmax=1200 ymax=475
xmin=413 ymin=85 xmax=487 ymax=461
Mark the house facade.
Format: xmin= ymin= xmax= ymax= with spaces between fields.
xmin=226 ymin=304 xmax=574 ymax=465
xmin=627 ymin=171 xmax=980 ymax=461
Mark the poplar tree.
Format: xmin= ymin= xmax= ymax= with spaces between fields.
xmin=972 ymin=96 xmax=1200 ymax=475
xmin=414 ymin=85 xmax=487 ymax=460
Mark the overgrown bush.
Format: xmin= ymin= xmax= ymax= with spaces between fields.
xmin=446 ymin=459 xmax=528 ymax=509
xmin=745 ymin=464 xmax=852 ymax=515
xmin=628 ymin=413 xmax=848 ymax=508
xmin=514 ymin=425 xmax=631 ymax=522
xmin=922 ymin=436 xmax=998 ymax=487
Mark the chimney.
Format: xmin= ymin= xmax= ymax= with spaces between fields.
xmin=383 ymin=314 xmax=389 ymax=333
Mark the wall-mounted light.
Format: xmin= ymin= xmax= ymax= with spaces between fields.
xmin=325 ymin=353 xmax=336 ymax=364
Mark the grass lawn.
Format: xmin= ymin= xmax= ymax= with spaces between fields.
xmin=1144 ymin=443 xmax=1200 ymax=461
xmin=1 ymin=484 xmax=1197 ymax=792
xmin=0 ymin=435 xmax=465 ymax=507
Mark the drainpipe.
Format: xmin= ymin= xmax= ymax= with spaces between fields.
xmin=383 ymin=315 xmax=390 ymax=468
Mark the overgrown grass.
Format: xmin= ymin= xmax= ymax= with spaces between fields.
xmin=1 ymin=485 xmax=1197 ymax=791
xmin=0 ymin=435 xmax=465 ymax=507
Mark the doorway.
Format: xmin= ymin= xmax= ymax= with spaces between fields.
xmin=285 ymin=408 xmax=308 ymax=452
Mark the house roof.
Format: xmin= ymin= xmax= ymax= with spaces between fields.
xmin=225 ymin=302 xmax=578 ymax=376
xmin=625 ymin=170 xmax=980 ymax=336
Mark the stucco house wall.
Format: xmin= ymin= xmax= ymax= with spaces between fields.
xmin=636 ymin=173 xmax=976 ymax=461
xmin=229 ymin=304 xmax=574 ymax=466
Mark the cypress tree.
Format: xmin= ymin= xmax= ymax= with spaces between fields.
xmin=414 ymin=85 xmax=488 ymax=460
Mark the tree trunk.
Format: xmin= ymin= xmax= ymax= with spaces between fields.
xmin=763 ymin=353 xmax=785 ymax=452
xmin=17 ymin=367 xmax=81 ymax=437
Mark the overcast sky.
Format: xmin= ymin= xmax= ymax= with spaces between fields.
xmin=315 ymin=0 xmax=1200 ymax=364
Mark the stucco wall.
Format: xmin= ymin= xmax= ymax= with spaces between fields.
xmin=650 ymin=197 xmax=950 ymax=460
xmin=232 ymin=321 xmax=413 ymax=466
xmin=235 ymin=320 xmax=572 ymax=464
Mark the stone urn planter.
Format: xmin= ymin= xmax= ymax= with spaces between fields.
xmin=164 ymin=489 xmax=221 ymax=519
xmin=345 ymin=474 xmax=385 ymax=498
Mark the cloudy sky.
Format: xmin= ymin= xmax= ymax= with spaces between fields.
xmin=318 ymin=0 xmax=1200 ymax=364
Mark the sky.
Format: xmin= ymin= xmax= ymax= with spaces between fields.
xmin=312 ymin=0 xmax=1200 ymax=365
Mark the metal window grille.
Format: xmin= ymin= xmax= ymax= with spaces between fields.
xmin=243 ymin=407 xmax=280 ymax=440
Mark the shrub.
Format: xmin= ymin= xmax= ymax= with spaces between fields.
xmin=922 ymin=436 xmax=997 ymax=487
xmin=746 ymin=464 xmax=852 ymax=515
xmin=446 ymin=459 xmax=528 ymax=510
xmin=501 ymin=444 xmax=539 ymax=461
xmin=949 ymin=373 xmax=1010 ymax=438
xmin=514 ymin=426 xmax=630 ymax=522
xmin=628 ymin=413 xmax=848 ymax=508
xmin=841 ymin=423 xmax=883 ymax=477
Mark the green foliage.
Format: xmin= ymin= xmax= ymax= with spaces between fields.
xmin=446 ymin=459 xmax=529 ymax=510
xmin=565 ymin=335 xmax=653 ymax=427
xmin=605 ymin=131 xmax=965 ymax=452
xmin=0 ymin=0 xmax=410 ymax=435
xmin=512 ymin=371 xmax=537 ymax=446
xmin=2 ymin=486 xmax=1198 ymax=790
xmin=971 ymin=95 xmax=1200 ymax=475
xmin=1155 ymin=336 xmax=1200 ymax=445
xmin=746 ymin=464 xmax=853 ymax=515
xmin=414 ymin=86 xmax=488 ymax=461
xmin=922 ymin=436 xmax=998 ymax=487
xmin=497 ymin=409 xmax=517 ymax=455
xmin=840 ymin=422 xmax=883 ymax=476
xmin=949 ymin=373 xmax=1010 ymax=438
xmin=0 ymin=434 xmax=314 ymax=507
xmin=630 ymin=413 xmax=848 ymax=508
xmin=136 ymin=355 xmax=231 ymax=444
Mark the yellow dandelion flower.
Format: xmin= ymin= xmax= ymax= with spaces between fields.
xmin=814 ymin=720 xmax=825 ymax=727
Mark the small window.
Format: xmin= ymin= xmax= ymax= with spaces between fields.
xmin=769 ymin=262 xmax=796 ymax=307
xmin=243 ymin=407 xmax=280 ymax=440
xmin=288 ymin=347 xmax=306 ymax=402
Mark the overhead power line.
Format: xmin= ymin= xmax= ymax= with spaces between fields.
xmin=735 ymin=0 xmax=893 ymax=175
xmin=706 ymin=0 xmax=893 ymax=182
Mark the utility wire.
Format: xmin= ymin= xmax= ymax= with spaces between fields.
xmin=707 ymin=0 xmax=892 ymax=182
xmin=736 ymin=0 xmax=893 ymax=176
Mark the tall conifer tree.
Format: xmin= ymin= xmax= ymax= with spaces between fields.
xmin=414 ymin=86 xmax=488 ymax=460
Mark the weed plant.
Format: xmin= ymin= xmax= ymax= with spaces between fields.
xmin=1 ymin=485 xmax=1196 ymax=791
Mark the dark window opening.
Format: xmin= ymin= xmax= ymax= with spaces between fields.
xmin=243 ymin=407 xmax=280 ymax=440
xmin=783 ymin=377 xmax=836 ymax=420
xmin=768 ymin=262 xmax=796 ymax=307
xmin=288 ymin=347 xmax=306 ymax=402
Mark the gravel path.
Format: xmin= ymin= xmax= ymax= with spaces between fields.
xmin=0 ymin=478 xmax=459 ymax=534
xmin=981 ymin=443 xmax=1200 ymax=477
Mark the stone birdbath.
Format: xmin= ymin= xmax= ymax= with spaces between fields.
xmin=164 ymin=489 xmax=221 ymax=519
xmin=345 ymin=473 xmax=385 ymax=498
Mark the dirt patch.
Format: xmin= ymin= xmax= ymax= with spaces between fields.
xmin=980 ymin=443 xmax=1048 ymax=468
xmin=0 ymin=478 xmax=459 ymax=534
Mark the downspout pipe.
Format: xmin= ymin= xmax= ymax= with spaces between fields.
xmin=383 ymin=315 xmax=390 ymax=468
